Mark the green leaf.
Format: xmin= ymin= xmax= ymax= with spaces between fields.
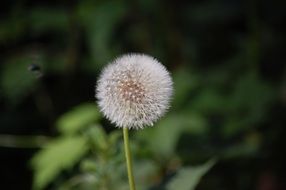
xmin=136 ymin=113 xmax=207 ymax=158
xmin=87 ymin=125 xmax=108 ymax=152
xmin=167 ymin=159 xmax=216 ymax=190
xmin=108 ymin=130 xmax=122 ymax=146
xmin=31 ymin=136 xmax=88 ymax=190
xmin=80 ymin=159 xmax=97 ymax=172
xmin=57 ymin=103 xmax=100 ymax=135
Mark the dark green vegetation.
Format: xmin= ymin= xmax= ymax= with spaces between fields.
xmin=0 ymin=0 xmax=285 ymax=189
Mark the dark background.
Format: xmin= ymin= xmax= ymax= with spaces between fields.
xmin=0 ymin=0 xmax=285 ymax=189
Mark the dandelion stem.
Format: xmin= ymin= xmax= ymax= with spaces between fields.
xmin=123 ymin=128 xmax=136 ymax=190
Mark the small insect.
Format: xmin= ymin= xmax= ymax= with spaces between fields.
xmin=28 ymin=63 xmax=41 ymax=72
xmin=28 ymin=63 xmax=43 ymax=78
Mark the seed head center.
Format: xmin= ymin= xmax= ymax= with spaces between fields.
xmin=118 ymin=79 xmax=145 ymax=103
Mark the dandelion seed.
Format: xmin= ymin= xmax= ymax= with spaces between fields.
xmin=96 ymin=53 xmax=173 ymax=129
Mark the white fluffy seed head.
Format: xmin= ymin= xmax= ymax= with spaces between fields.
xmin=96 ymin=53 xmax=173 ymax=129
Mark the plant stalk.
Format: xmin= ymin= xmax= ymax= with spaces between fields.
xmin=123 ymin=128 xmax=136 ymax=190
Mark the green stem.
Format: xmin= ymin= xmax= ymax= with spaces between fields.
xmin=123 ymin=128 xmax=136 ymax=190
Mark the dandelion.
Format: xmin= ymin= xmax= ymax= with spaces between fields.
xmin=96 ymin=53 xmax=173 ymax=190
xmin=96 ymin=53 xmax=173 ymax=129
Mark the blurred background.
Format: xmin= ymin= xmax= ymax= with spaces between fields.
xmin=0 ymin=0 xmax=285 ymax=189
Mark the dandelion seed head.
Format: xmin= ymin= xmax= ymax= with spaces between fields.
xmin=96 ymin=53 xmax=173 ymax=129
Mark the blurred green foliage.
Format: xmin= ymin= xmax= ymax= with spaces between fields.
xmin=167 ymin=159 xmax=216 ymax=190
xmin=0 ymin=0 xmax=285 ymax=190
xmin=31 ymin=103 xmax=215 ymax=190
xmin=1 ymin=56 xmax=39 ymax=104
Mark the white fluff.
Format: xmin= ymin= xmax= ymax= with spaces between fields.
xmin=96 ymin=53 xmax=173 ymax=129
